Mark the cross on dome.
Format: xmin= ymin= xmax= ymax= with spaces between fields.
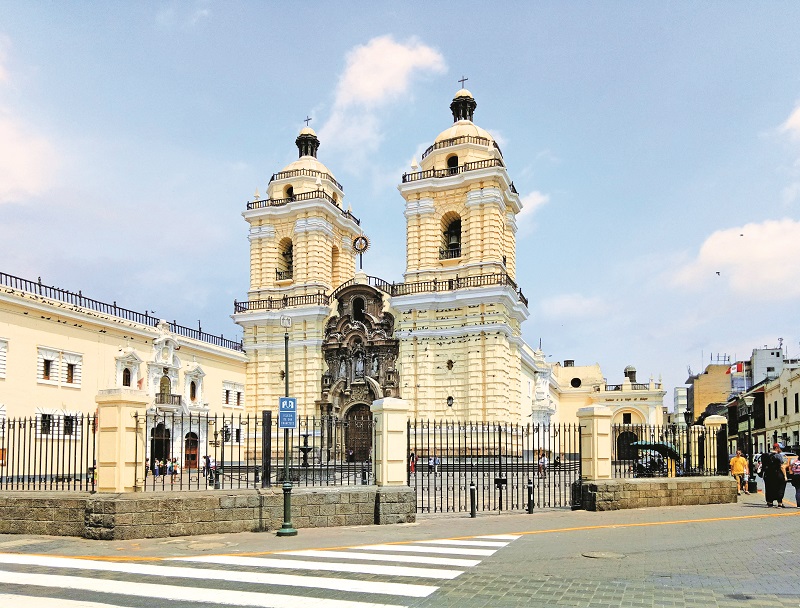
xmin=304 ymin=116 xmax=312 ymax=126
xmin=458 ymin=76 xmax=468 ymax=87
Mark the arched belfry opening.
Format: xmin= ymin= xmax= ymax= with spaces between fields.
xmin=441 ymin=212 xmax=462 ymax=260
xmin=353 ymin=297 xmax=365 ymax=323
xmin=277 ymin=238 xmax=293 ymax=281
xmin=447 ymin=154 xmax=459 ymax=175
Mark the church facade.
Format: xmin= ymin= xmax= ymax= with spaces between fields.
xmin=231 ymin=89 xmax=666 ymax=426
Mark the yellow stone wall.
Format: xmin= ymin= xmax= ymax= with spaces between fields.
xmin=0 ymin=290 xmax=246 ymax=418
xmin=403 ymin=182 xmax=516 ymax=284
xmin=240 ymin=310 xmax=330 ymax=417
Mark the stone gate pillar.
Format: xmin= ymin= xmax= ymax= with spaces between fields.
xmin=95 ymin=389 xmax=149 ymax=492
xmin=577 ymin=405 xmax=613 ymax=480
xmin=370 ymin=397 xmax=409 ymax=486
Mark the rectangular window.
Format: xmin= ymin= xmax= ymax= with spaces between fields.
xmin=784 ymin=397 xmax=788 ymax=417
xmin=775 ymin=402 xmax=778 ymax=418
xmin=795 ymin=393 xmax=799 ymax=414
xmin=63 ymin=415 xmax=75 ymax=436
xmin=224 ymin=390 xmax=230 ymax=405
xmin=66 ymin=363 xmax=75 ymax=384
xmin=43 ymin=359 xmax=52 ymax=380
xmin=769 ymin=405 xmax=772 ymax=420
xmin=623 ymin=413 xmax=632 ymax=425
xmin=236 ymin=392 xmax=242 ymax=407
xmin=40 ymin=414 xmax=53 ymax=435
xmin=0 ymin=338 xmax=7 ymax=379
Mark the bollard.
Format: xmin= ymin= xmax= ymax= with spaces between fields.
xmin=527 ymin=478 xmax=534 ymax=513
xmin=254 ymin=466 xmax=260 ymax=486
xmin=361 ymin=466 xmax=368 ymax=485
xmin=470 ymin=482 xmax=477 ymax=518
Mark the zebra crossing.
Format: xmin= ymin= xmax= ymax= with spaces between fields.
xmin=0 ymin=533 xmax=520 ymax=607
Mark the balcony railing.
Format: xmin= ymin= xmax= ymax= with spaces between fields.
xmin=420 ymin=135 xmax=503 ymax=160
xmin=154 ymin=393 xmax=183 ymax=406
xmin=275 ymin=269 xmax=293 ymax=281
xmin=246 ymin=189 xmax=360 ymax=225
xmin=0 ymin=271 xmax=243 ymax=352
xmin=402 ymin=158 xmax=505 ymax=183
xmin=439 ymin=247 xmax=461 ymax=260
xmin=234 ymin=293 xmax=331 ymax=312
xmin=269 ymin=168 xmax=343 ymax=192
xmin=237 ymin=272 xmax=529 ymax=313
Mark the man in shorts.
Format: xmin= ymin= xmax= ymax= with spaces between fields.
xmin=729 ymin=449 xmax=749 ymax=495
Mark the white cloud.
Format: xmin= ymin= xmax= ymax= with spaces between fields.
xmin=0 ymin=43 xmax=59 ymax=203
xmin=0 ymin=35 xmax=9 ymax=83
xmin=781 ymin=104 xmax=800 ymax=140
xmin=516 ymin=190 xmax=549 ymax=235
xmin=319 ymin=35 xmax=446 ymax=166
xmin=781 ymin=182 xmax=800 ymax=206
xmin=540 ymin=293 xmax=608 ymax=319
xmin=672 ymin=219 xmax=800 ymax=299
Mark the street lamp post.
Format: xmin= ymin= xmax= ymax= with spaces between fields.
xmin=683 ymin=408 xmax=693 ymax=475
xmin=277 ymin=315 xmax=297 ymax=537
xmin=743 ymin=394 xmax=757 ymax=494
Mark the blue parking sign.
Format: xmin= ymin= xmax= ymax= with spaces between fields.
xmin=278 ymin=397 xmax=297 ymax=429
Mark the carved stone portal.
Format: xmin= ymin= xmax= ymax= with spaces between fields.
xmin=318 ymin=283 xmax=400 ymax=418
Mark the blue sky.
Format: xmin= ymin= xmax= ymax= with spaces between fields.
xmin=2 ymin=2 xmax=800 ymax=407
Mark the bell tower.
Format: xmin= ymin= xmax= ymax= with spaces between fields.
xmin=233 ymin=126 xmax=362 ymax=415
xmin=394 ymin=88 xmax=529 ymax=422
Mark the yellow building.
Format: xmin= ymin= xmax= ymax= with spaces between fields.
xmin=0 ymin=273 xmax=246 ymax=424
xmin=232 ymin=89 xmax=666 ymax=427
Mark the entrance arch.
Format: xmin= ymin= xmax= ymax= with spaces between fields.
xmin=344 ymin=403 xmax=372 ymax=462
xmin=616 ymin=430 xmax=639 ymax=461
xmin=184 ymin=432 xmax=199 ymax=471
xmin=150 ymin=422 xmax=170 ymax=469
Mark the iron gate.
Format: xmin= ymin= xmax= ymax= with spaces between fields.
xmin=408 ymin=420 xmax=582 ymax=513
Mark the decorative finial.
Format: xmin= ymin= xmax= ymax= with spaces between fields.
xmin=304 ymin=116 xmax=312 ymax=127
xmin=411 ymin=156 xmax=418 ymax=171
xmin=253 ymin=188 xmax=260 ymax=201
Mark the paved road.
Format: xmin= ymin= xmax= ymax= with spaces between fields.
xmin=0 ymin=486 xmax=798 ymax=607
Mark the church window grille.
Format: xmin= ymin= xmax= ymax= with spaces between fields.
xmin=122 ymin=367 xmax=131 ymax=387
xmin=39 ymin=413 xmax=53 ymax=436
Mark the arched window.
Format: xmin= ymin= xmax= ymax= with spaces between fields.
xmin=447 ymin=154 xmax=459 ymax=175
xmin=277 ymin=238 xmax=293 ymax=281
xmin=285 ymin=185 xmax=294 ymax=200
xmin=190 ymin=381 xmax=197 ymax=402
xmin=122 ymin=367 xmax=131 ymax=387
xmin=159 ymin=375 xmax=171 ymax=396
xmin=353 ymin=297 xmax=365 ymax=323
xmin=440 ymin=215 xmax=462 ymax=259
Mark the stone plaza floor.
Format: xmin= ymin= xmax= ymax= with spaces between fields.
xmin=0 ymin=483 xmax=797 ymax=607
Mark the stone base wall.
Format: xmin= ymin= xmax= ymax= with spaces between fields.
xmin=0 ymin=486 xmax=416 ymax=540
xmin=580 ymin=476 xmax=737 ymax=511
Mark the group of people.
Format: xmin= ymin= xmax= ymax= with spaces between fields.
xmin=730 ymin=442 xmax=800 ymax=507
xmin=145 ymin=457 xmax=180 ymax=484
xmin=407 ymin=452 xmax=440 ymax=473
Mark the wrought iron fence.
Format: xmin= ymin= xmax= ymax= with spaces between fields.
xmin=0 ymin=414 xmax=97 ymax=491
xmin=408 ymin=420 xmax=582 ymax=514
xmin=138 ymin=411 xmax=374 ymax=491
xmin=611 ymin=423 xmax=728 ymax=478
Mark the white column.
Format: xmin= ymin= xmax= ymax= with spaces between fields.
xmin=370 ymin=397 xmax=409 ymax=486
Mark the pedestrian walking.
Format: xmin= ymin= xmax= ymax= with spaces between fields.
xmin=789 ymin=456 xmax=800 ymax=507
xmin=203 ymin=455 xmax=210 ymax=478
xmin=409 ymin=451 xmax=416 ymax=473
xmin=729 ymin=450 xmax=749 ymax=495
xmin=537 ymin=451 xmax=549 ymax=478
xmin=428 ymin=455 xmax=435 ymax=473
xmin=762 ymin=442 xmax=788 ymax=507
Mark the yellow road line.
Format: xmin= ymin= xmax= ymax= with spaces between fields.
xmin=12 ymin=503 xmax=800 ymax=562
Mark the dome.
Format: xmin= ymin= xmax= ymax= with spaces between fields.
xmin=298 ymin=126 xmax=317 ymax=137
xmin=279 ymin=155 xmax=337 ymax=180
xmin=434 ymin=120 xmax=494 ymax=144
xmin=454 ymin=88 xmax=473 ymax=98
